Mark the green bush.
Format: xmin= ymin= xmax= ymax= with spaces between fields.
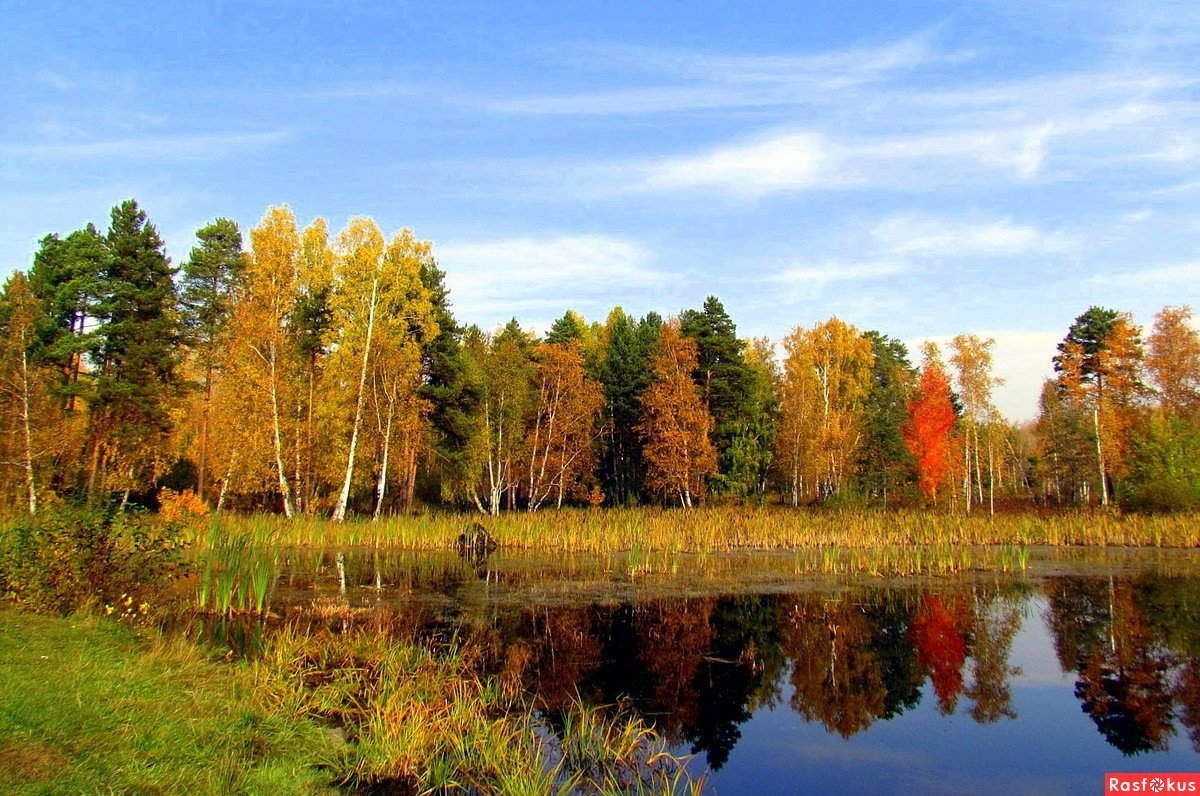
xmin=0 ymin=506 xmax=189 ymax=615
xmin=1122 ymin=414 xmax=1200 ymax=513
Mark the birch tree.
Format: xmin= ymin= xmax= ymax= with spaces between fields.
xmin=950 ymin=334 xmax=1002 ymax=515
xmin=522 ymin=341 xmax=604 ymax=510
xmin=229 ymin=206 xmax=302 ymax=516
xmin=463 ymin=321 xmax=534 ymax=514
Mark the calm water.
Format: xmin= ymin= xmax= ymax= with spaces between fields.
xmin=187 ymin=548 xmax=1200 ymax=794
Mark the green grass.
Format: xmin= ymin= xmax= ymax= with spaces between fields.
xmin=0 ymin=608 xmax=699 ymax=794
xmin=0 ymin=609 xmax=336 ymax=795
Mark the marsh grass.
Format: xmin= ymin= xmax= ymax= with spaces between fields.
xmin=194 ymin=519 xmax=278 ymax=615
xmin=256 ymin=623 xmax=700 ymax=794
xmin=182 ymin=508 xmax=1197 ymax=581
xmin=191 ymin=508 xmax=1200 ymax=558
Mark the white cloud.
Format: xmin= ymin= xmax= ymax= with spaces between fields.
xmin=871 ymin=215 xmax=1073 ymax=257
xmin=436 ymin=234 xmax=670 ymax=323
xmin=640 ymin=132 xmax=833 ymax=196
xmin=1088 ymin=262 xmax=1200 ymax=288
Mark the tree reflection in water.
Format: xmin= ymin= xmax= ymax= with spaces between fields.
xmin=1047 ymin=575 xmax=1200 ymax=756
xmin=202 ymin=563 xmax=1200 ymax=768
xmin=495 ymin=576 xmax=1200 ymax=766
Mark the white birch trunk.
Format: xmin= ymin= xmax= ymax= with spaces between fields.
xmin=333 ymin=274 xmax=379 ymax=522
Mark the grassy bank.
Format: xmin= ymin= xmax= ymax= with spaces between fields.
xmin=191 ymin=507 xmax=1200 ymax=553
xmin=0 ymin=609 xmax=334 ymax=794
xmin=0 ymin=609 xmax=698 ymax=794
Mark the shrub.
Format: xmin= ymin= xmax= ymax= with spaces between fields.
xmin=157 ymin=487 xmax=209 ymax=522
xmin=0 ymin=506 xmax=189 ymax=615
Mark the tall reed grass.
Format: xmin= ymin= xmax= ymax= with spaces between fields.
xmin=190 ymin=507 xmax=1200 ymax=555
xmin=194 ymin=520 xmax=278 ymax=615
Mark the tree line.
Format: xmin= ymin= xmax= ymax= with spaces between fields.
xmin=0 ymin=200 xmax=1196 ymax=516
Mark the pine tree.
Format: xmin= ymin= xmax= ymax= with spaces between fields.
xmin=28 ymin=224 xmax=107 ymax=411
xmin=597 ymin=308 xmax=660 ymax=505
xmin=858 ymin=332 xmax=917 ymax=504
xmin=680 ymin=296 xmax=764 ymax=495
xmin=88 ymin=200 xmax=184 ymax=502
xmin=418 ymin=259 xmax=483 ymax=505
xmin=1054 ymin=307 xmax=1144 ymax=505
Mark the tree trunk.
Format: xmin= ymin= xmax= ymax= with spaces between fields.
xmin=197 ymin=366 xmax=212 ymax=500
xmin=1093 ymin=407 xmax=1109 ymax=506
xmin=373 ymin=402 xmax=394 ymax=520
xmin=266 ymin=343 xmax=295 ymax=517
xmin=19 ymin=345 xmax=36 ymax=515
xmin=333 ymin=274 xmax=379 ymax=522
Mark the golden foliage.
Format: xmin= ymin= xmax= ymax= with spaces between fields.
xmin=157 ymin=487 xmax=209 ymax=522
xmin=638 ymin=320 xmax=717 ymax=508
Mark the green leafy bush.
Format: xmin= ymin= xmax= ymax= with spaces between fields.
xmin=1121 ymin=415 xmax=1200 ymax=512
xmin=0 ymin=506 xmax=189 ymax=615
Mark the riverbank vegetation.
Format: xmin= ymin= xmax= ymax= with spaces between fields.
xmin=191 ymin=507 xmax=1199 ymax=553
xmin=0 ymin=606 xmax=699 ymax=794
xmin=0 ymin=200 xmax=1197 ymax=521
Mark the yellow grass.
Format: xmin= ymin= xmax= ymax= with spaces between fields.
xmin=189 ymin=507 xmax=1200 ymax=554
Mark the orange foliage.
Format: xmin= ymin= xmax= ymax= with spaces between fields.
xmin=638 ymin=321 xmax=717 ymax=507
xmin=157 ymin=487 xmax=209 ymax=521
xmin=910 ymin=594 xmax=969 ymax=715
xmin=903 ymin=350 xmax=957 ymax=502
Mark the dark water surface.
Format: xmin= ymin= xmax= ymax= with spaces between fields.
xmin=187 ymin=549 xmax=1200 ymax=794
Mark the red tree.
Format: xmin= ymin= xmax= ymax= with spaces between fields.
xmin=911 ymin=595 xmax=969 ymax=714
xmin=903 ymin=351 xmax=957 ymax=503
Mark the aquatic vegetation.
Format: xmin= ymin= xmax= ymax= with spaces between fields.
xmin=177 ymin=507 xmax=1199 ymax=582
xmin=193 ymin=520 xmax=278 ymax=615
xmin=254 ymin=624 xmax=700 ymax=794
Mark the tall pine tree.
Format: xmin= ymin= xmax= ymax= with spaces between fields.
xmin=680 ymin=296 xmax=764 ymax=495
xmin=88 ymin=200 xmax=184 ymax=501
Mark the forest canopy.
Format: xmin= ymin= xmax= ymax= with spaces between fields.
xmin=2 ymin=200 xmax=1198 ymax=517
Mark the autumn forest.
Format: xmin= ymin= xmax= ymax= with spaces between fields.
xmin=2 ymin=199 xmax=1198 ymax=520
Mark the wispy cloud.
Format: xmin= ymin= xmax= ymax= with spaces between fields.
xmin=619 ymin=97 xmax=1191 ymax=197
xmin=1087 ymin=262 xmax=1200 ymax=288
xmin=1 ymin=130 xmax=291 ymax=160
xmin=436 ymin=234 xmax=671 ymax=322
xmin=763 ymin=260 xmax=907 ymax=301
xmin=871 ymin=215 xmax=1074 ymax=257
xmin=486 ymin=31 xmax=961 ymax=115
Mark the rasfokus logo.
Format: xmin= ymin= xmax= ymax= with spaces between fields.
xmin=1106 ymin=774 xmax=1200 ymax=794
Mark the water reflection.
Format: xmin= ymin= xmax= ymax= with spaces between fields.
xmin=493 ymin=589 xmax=1032 ymax=768
xmin=179 ymin=551 xmax=1200 ymax=774
xmin=1047 ymin=576 xmax=1200 ymax=756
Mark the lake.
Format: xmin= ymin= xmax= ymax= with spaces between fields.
xmin=185 ymin=548 xmax=1200 ymax=794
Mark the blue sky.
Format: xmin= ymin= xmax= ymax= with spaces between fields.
xmin=3 ymin=1 xmax=1199 ymax=420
